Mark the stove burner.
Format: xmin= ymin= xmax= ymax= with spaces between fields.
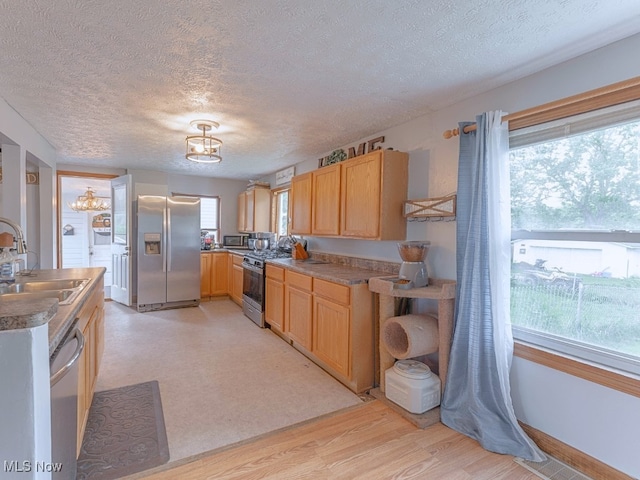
xmin=245 ymin=250 xmax=292 ymax=260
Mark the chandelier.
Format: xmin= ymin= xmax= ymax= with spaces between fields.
xmin=185 ymin=119 xmax=223 ymax=163
xmin=68 ymin=187 xmax=111 ymax=212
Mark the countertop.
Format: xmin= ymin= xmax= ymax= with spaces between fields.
xmin=200 ymin=248 xmax=250 ymax=255
xmin=267 ymin=258 xmax=385 ymax=285
xmin=0 ymin=267 xmax=106 ymax=356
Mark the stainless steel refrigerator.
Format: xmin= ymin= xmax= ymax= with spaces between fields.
xmin=137 ymin=195 xmax=201 ymax=312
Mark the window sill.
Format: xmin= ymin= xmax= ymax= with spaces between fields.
xmin=514 ymin=341 xmax=640 ymax=399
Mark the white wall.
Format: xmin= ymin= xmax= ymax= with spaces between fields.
xmin=429 ymin=34 xmax=640 ymax=478
xmin=262 ymin=33 xmax=640 ymax=478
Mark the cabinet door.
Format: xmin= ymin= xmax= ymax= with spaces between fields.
xmin=253 ymin=189 xmax=272 ymax=232
xmin=312 ymin=164 xmax=341 ymax=235
xmin=232 ymin=264 xmax=244 ymax=305
xmin=265 ymin=277 xmax=285 ymax=332
xmin=200 ymin=254 xmax=212 ymax=297
xmin=245 ymin=190 xmax=256 ymax=232
xmin=238 ymin=191 xmax=247 ymax=232
xmin=286 ymin=286 xmax=313 ymax=350
xmin=340 ymin=151 xmax=381 ymax=238
xmin=313 ymin=296 xmax=350 ymax=378
xmin=210 ymin=253 xmax=229 ymax=295
xmin=290 ymin=172 xmax=313 ymax=234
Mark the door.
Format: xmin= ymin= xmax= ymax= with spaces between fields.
xmin=137 ymin=195 xmax=166 ymax=306
xmin=110 ymin=174 xmax=133 ymax=306
xmin=166 ymin=196 xmax=201 ymax=302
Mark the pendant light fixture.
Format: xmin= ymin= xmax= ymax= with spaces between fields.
xmin=68 ymin=187 xmax=111 ymax=212
xmin=186 ymin=119 xmax=223 ymax=163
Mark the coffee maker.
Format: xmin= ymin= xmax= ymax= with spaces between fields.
xmin=397 ymin=241 xmax=430 ymax=287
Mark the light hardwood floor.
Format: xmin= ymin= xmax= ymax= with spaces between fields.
xmin=137 ymin=400 xmax=539 ymax=480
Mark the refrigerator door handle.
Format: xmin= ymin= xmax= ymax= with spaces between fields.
xmin=167 ymin=206 xmax=172 ymax=272
xmin=162 ymin=206 xmax=168 ymax=273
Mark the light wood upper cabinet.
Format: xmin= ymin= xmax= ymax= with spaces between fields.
xmin=237 ymin=192 xmax=247 ymax=233
xmin=289 ymin=149 xmax=408 ymax=240
xmin=238 ymin=188 xmax=271 ymax=233
xmin=341 ymin=149 xmax=408 ymax=240
xmin=311 ymin=163 xmax=341 ymax=236
xmin=290 ymin=172 xmax=313 ymax=235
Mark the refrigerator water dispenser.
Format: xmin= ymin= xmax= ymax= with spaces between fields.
xmin=144 ymin=233 xmax=161 ymax=255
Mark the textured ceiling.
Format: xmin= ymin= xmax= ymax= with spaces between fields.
xmin=1 ymin=1 xmax=640 ymax=180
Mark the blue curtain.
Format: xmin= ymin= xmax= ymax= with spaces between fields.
xmin=440 ymin=112 xmax=545 ymax=462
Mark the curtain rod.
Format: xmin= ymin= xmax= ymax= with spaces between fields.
xmin=442 ymin=76 xmax=640 ymax=139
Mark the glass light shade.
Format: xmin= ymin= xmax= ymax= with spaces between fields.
xmin=68 ymin=188 xmax=110 ymax=212
xmin=185 ymin=120 xmax=223 ymax=163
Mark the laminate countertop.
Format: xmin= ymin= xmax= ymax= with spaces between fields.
xmin=267 ymin=258 xmax=386 ymax=285
xmin=0 ymin=267 xmax=106 ymax=356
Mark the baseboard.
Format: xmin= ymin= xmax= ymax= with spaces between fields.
xmin=520 ymin=422 xmax=636 ymax=480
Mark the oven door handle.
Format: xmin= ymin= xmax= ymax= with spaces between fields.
xmin=242 ymin=262 xmax=264 ymax=274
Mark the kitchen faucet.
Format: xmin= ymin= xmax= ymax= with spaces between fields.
xmin=0 ymin=216 xmax=27 ymax=254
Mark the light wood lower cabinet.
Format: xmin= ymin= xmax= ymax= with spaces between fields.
xmin=228 ymin=253 xmax=244 ymax=306
xmin=313 ymin=291 xmax=351 ymax=378
xmin=77 ymin=276 xmax=105 ymax=455
xmin=285 ymin=270 xmax=313 ymax=350
xmin=265 ymin=265 xmax=285 ymax=333
xmin=201 ymin=252 xmax=229 ymax=298
xmin=266 ymin=268 xmax=374 ymax=393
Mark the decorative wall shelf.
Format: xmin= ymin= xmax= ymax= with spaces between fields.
xmin=403 ymin=194 xmax=456 ymax=221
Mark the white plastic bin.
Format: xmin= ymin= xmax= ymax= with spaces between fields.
xmin=385 ymin=360 xmax=440 ymax=414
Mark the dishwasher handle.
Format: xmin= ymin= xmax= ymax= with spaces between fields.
xmin=50 ymin=327 xmax=85 ymax=387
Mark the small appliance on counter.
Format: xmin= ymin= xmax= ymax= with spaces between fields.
xmin=250 ymin=232 xmax=275 ymax=252
xmin=222 ymin=234 xmax=249 ymax=249
xmin=201 ymin=230 xmax=213 ymax=250
xmin=397 ymin=241 xmax=430 ymax=287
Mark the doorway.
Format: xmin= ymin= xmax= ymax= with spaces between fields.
xmin=57 ymin=172 xmax=117 ymax=298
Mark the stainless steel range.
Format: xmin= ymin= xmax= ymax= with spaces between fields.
xmin=242 ymin=249 xmax=291 ymax=327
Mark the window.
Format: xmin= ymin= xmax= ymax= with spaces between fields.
xmin=199 ymin=196 xmax=221 ymax=243
xmin=174 ymin=193 xmax=221 ymax=243
xmin=509 ymin=101 xmax=640 ymax=376
xmin=272 ymin=188 xmax=290 ymax=239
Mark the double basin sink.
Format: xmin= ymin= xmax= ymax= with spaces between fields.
xmin=0 ymin=278 xmax=90 ymax=305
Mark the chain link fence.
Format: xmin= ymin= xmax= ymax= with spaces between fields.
xmin=511 ymin=281 xmax=640 ymax=356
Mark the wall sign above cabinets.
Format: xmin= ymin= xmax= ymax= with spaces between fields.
xmin=317 ymin=136 xmax=391 ymax=168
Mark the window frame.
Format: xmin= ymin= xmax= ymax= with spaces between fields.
xmin=504 ymin=77 xmax=640 ymax=396
xmin=271 ymin=186 xmax=290 ymax=240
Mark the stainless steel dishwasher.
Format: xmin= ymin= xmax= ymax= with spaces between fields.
xmin=50 ymin=325 xmax=84 ymax=480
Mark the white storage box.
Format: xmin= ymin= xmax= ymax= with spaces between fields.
xmin=385 ymin=360 xmax=441 ymax=414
